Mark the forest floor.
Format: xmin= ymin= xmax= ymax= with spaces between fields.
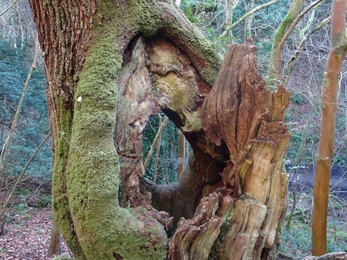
xmin=0 ymin=178 xmax=72 ymax=260
xmin=0 ymin=172 xmax=347 ymax=260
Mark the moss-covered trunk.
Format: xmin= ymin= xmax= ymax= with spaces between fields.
xmin=29 ymin=1 xmax=290 ymax=259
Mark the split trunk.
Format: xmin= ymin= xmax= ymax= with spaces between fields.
xmin=29 ymin=1 xmax=290 ymax=259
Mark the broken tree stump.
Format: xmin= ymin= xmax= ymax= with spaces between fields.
xmin=168 ymin=43 xmax=290 ymax=259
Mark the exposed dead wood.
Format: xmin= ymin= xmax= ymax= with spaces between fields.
xmin=166 ymin=43 xmax=290 ymax=259
xmin=168 ymin=188 xmax=233 ymax=260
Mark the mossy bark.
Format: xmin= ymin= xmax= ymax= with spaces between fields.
xmin=29 ymin=0 xmax=289 ymax=259
xmin=267 ymin=0 xmax=304 ymax=87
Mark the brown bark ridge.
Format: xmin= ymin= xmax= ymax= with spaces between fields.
xmin=166 ymin=43 xmax=290 ymax=259
xmin=29 ymin=1 xmax=96 ymax=258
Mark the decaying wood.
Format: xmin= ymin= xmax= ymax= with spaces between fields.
xmin=166 ymin=43 xmax=290 ymax=259
xmin=116 ymin=35 xmax=213 ymax=209
xmin=143 ymin=116 xmax=169 ymax=171
xmin=114 ymin=35 xmax=290 ymax=258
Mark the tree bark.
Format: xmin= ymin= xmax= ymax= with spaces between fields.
xmin=178 ymin=132 xmax=185 ymax=177
xmin=312 ymin=0 xmax=347 ymax=256
xmin=47 ymin=219 xmax=61 ymax=257
xmin=267 ymin=0 xmax=304 ymax=87
xmin=29 ymin=1 xmax=290 ymax=259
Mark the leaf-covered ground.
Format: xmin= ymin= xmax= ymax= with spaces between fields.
xmin=0 ymin=207 xmax=72 ymax=260
xmin=0 ymin=178 xmax=72 ymax=260
xmin=1 ymin=176 xmax=347 ymax=260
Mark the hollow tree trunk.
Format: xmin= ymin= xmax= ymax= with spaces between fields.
xmin=29 ymin=1 xmax=290 ymax=259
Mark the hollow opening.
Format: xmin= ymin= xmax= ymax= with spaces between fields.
xmin=141 ymin=111 xmax=192 ymax=184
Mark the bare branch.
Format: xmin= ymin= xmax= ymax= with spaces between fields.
xmin=0 ymin=36 xmax=40 ymax=176
xmin=219 ymin=0 xmax=278 ymax=38
xmin=313 ymin=0 xmax=347 ymax=254
xmin=283 ymin=16 xmax=331 ymax=76
xmin=0 ymin=0 xmax=19 ymax=17
xmin=0 ymin=132 xmax=50 ymax=235
xmin=276 ymin=0 xmax=325 ymax=85
xmin=143 ymin=116 xmax=169 ymax=171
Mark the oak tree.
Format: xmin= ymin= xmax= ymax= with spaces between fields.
xmin=29 ymin=1 xmax=290 ymax=259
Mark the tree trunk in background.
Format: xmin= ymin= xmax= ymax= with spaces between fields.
xmin=312 ymin=0 xmax=347 ymax=256
xmin=178 ymin=132 xmax=185 ymax=177
xmin=144 ymin=116 xmax=169 ymax=172
xmin=153 ymin=115 xmax=167 ymax=182
xmin=29 ymin=1 xmax=290 ymax=259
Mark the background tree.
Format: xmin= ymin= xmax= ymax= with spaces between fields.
xmin=312 ymin=0 xmax=347 ymax=255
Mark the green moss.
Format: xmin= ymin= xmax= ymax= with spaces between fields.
xmin=37 ymin=195 xmax=52 ymax=208
xmin=51 ymin=90 xmax=87 ymax=258
xmin=166 ymin=24 xmax=221 ymax=85
xmin=63 ymin=3 xmax=167 ymax=259
xmin=51 ymin=1 xmax=224 ymax=258
xmin=268 ymin=0 xmax=304 ymax=86
xmin=332 ymin=31 xmax=347 ymax=55
xmin=136 ymin=2 xmax=162 ymax=37
xmin=323 ymin=78 xmax=330 ymax=88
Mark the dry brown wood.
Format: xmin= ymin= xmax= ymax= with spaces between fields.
xmin=166 ymin=43 xmax=290 ymax=259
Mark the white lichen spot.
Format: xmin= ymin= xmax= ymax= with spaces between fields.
xmin=132 ymin=118 xmax=145 ymax=133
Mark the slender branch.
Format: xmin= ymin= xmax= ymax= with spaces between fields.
xmin=244 ymin=0 xmax=255 ymax=38
xmin=153 ymin=114 xmax=163 ymax=183
xmin=306 ymin=252 xmax=346 ymax=260
xmin=312 ymin=0 xmax=347 ymax=254
xmin=276 ymin=0 xmax=325 ymax=85
xmin=178 ymin=132 xmax=185 ymax=177
xmin=0 ymin=0 xmax=19 ymax=17
xmin=221 ymin=0 xmax=240 ymax=38
xmin=219 ymin=0 xmax=278 ymax=38
xmin=0 ymin=36 xmax=40 ymax=176
xmin=283 ymin=16 xmax=330 ymax=75
xmin=143 ymin=116 xmax=169 ymax=171
xmin=0 ymin=132 xmax=51 ymax=229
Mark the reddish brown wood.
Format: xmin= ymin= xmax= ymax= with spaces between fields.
xmin=166 ymin=43 xmax=290 ymax=259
